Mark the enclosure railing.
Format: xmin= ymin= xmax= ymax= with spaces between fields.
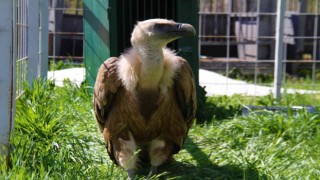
xmin=0 ymin=0 xmax=48 ymax=162
xmin=48 ymin=0 xmax=84 ymax=86
xmin=49 ymin=0 xmax=84 ymax=63
xmin=199 ymin=0 xmax=320 ymax=101
xmin=0 ymin=0 xmax=15 ymax=163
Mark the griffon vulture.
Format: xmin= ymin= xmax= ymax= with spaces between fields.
xmin=94 ymin=19 xmax=197 ymax=179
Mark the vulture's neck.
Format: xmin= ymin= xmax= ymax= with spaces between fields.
xmin=135 ymin=45 xmax=165 ymax=89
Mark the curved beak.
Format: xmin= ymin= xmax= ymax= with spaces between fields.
xmin=171 ymin=23 xmax=196 ymax=37
xmin=153 ymin=22 xmax=196 ymax=40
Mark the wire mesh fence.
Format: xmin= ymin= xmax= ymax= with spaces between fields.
xmin=199 ymin=0 xmax=320 ymax=101
xmin=15 ymin=0 xmax=29 ymax=98
xmin=0 ymin=0 xmax=48 ymax=159
xmin=49 ymin=0 xmax=84 ymax=62
xmin=48 ymin=0 xmax=85 ymax=86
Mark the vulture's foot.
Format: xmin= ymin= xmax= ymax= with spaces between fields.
xmin=127 ymin=169 xmax=135 ymax=180
xmin=147 ymin=166 xmax=157 ymax=179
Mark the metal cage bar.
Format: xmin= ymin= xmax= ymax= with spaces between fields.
xmin=16 ymin=0 xmax=29 ymax=97
xmin=40 ymin=0 xmax=49 ymax=78
xmin=27 ymin=0 xmax=40 ymax=83
xmin=0 ymin=0 xmax=15 ymax=162
xmin=274 ymin=0 xmax=286 ymax=98
xmin=199 ymin=0 xmax=320 ymax=99
xmin=48 ymin=0 xmax=84 ymax=63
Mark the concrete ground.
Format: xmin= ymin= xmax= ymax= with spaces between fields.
xmin=48 ymin=68 xmax=85 ymax=87
xmin=48 ymin=68 xmax=318 ymax=96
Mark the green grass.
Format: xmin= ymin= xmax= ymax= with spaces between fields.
xmin=1 ymin=80 xmax=320 ymax=179
xmin=49 ymin=59 xmax=84 ymax=71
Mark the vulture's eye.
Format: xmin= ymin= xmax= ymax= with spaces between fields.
xmin=176 ymin=24 xmax=182 ymax=29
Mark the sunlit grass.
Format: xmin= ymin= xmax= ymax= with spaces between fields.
xmin=185 ymin=110 xmax=320 ymax=179
xmin=1 ymin=79 xmax=126 ymax=179
xmin=1 ymin=80 xmax=319 ymax=179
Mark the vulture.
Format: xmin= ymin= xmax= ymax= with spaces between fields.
xmin=93 ymin=18 xmax=197 ymax=179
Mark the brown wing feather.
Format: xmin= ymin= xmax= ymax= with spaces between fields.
xmin=93 ymin=57 xmax=121 ymax=164
xmin=172 ymin=57 xmax=197 ymax=153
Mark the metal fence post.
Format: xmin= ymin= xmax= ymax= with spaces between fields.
xmin=0 ymin=0 xmax=14 ymax=164
xmin=274 ymin=0 xmax=287 ymax=99
xmin=27 ymin=0 xmax=40 ymax=83
xmin=39 ymin=0 xmax=49 ymax=79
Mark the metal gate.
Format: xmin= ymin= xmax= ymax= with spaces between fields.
xmin=0 ymin=0 xmax=48 ymax=160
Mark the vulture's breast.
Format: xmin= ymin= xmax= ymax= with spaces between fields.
xmin=107 ymin=85 xmax=185 ymax=143
xmin=137 ymin=89 xmax=160 ymax=121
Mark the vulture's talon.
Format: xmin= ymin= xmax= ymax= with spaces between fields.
xmin=147 ymin=166 xmax=157 ymax=179
xmin=127 ymin=169 xmax=135 ymax=180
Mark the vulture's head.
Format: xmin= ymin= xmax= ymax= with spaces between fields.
xmin=131 ymin=19 xmax=196 ymax=48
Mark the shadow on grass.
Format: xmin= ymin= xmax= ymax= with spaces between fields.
xmin=155 ymin=137 xmax=265 ymax=180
